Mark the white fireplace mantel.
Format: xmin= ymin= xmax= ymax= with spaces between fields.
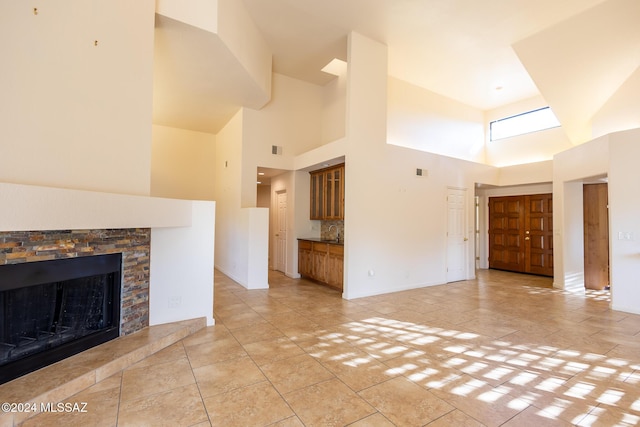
xmin=0 ymin=182 xmax=215 ymax=327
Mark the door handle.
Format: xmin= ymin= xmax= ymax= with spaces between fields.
xmin=464 ymin=238 xmax=468 ymax=241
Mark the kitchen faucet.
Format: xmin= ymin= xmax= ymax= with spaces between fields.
xmin=328 ymin=224 xmax=339 ymax=241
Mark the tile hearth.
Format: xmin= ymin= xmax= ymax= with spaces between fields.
xmin=0 ymin=318 xmax=205 ymax=427
xmin=4 ymin=269 xmax=640 ymax=426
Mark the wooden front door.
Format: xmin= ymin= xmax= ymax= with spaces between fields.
xmin=583 ymin=183 xmax=609 ymax=290
xmin=489 ymin=194 xmax=553 ymax=276
xmin=525 ymin=194 xmax=554 ymax=276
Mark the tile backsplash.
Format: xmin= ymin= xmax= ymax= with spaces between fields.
xmin=321 ymin=220 xmax=344 ymax=241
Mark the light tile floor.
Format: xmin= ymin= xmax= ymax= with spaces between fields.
xmin=21 ymin=269 xmax=640 ymax=426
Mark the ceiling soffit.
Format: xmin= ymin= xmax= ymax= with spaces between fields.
xmin=513 ymin=0 xmax=640 ymax=143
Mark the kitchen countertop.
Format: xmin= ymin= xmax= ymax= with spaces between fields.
xmin=297 ymin=237 xmax=343 ymax=246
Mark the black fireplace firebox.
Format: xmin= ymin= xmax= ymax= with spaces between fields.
xmin=0 ymin=253 xmax=122 ymax=384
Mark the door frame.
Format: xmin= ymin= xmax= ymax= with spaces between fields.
xmin=275 ymin=190 xmax=287 ymax=273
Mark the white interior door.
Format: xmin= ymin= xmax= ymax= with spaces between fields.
xmin=447 ymin=188 xmax=467 ymax=282
xmin=276 ymin=191 xmax=287 ymax=273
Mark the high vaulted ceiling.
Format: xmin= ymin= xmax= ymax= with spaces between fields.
xmin=154 ymin=0 xmax=640 ymax=140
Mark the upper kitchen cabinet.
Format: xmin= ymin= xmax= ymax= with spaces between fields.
xmin=310 ymin=164 xmax=344 ymax=220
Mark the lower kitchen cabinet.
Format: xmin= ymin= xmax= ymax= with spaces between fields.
xmin=326 ymin=244 xmax=344 ymax=289
xmin=298 ymin=239 xmax=343 ymax=291
xmin=311 ymin=242 xmax=328 ymax=283
xmin=298 ymin=240 xmax=313 ymax=277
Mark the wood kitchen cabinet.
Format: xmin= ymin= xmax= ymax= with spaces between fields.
xmin=298 ymin=240 xmax=313 ymax=278
xmin=326 ymin=244 xmax=344 ymax=289
xmin=298 ymin=239 xmax=343 ymax=291
xmin=310 ymin=164 xmax=344 ymax=220
xmin=311 ymin=242 xmax=328 ymax=283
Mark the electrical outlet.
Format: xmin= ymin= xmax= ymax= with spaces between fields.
xmin=168 ymin=296 xmax=181 ymax=308
xmin=618 ymin=231 xmax=634 ymax=241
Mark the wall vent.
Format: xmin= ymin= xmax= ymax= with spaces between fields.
xmin=272 ymin=145 xmax=283 ymax=155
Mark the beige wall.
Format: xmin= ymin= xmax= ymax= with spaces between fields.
xmin=0 ymin=1 xmax=155 ymax=195
xmin=387 ymin=77 xmax=485 ymax=163
xmin=592 ymin=68 xmax=640 ymax=139
xmin=321 ymin=70 xmax=347 ymax=144
xmin=214 ymin=110 xmax=243 ymax=280
xmin=241 ymin=73 xmax=324 ymax=207
xmin=213 ymin=109 xmax=269 ymax=289
xmin=151 ymin=125 xmax=216 ymax=200
xmin=343 ymin=33 xmax=498 ymax=299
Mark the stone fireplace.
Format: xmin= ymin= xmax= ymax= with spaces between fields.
xmin=0 ymin=181 xmax=215 ymax=386
xmin=0 ymin=228 xmax=151 ymax=383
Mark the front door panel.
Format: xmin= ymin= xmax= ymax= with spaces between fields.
xmin=489 ymin=193 xmax=553 ymax=277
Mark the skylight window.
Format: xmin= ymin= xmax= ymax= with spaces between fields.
xmin=490 ymin=107 xmax=560 ymax=141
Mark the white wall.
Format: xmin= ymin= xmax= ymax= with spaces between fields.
xmin=321 ymin=71 xmax=347 ymax=144
xmin=156 ymin=0 xmax=219 ymax=33
xmin=342 ymin=33 xmax=497 ymax=299
xmin=151 ymin=125 xmax=216 ymax=200
xmin=497 ymin=161 xmax=553 ymax=187
xmin=216 ymin=0 xmax=272 ymax=107
xmin=485 ymin=96 xmax=574 ymax=167
xmin=156 ymin=0 xmax=271 ymax=110
xmin=551 ymin=128 xmax=640 ymax=316
xmin=553 ymin=135 xmax=610 ymax=290
xmin=214 ymin=110 xmax=269 ymax=289
xmin=608 ymin=131 xmax=640 ymax=314
xmin=214 ymin=110 xmax=244 ymax=280
xmin=150 ymin=201 xmax=215 ymax=326
xmin=0 ymin=1 xmax=155 ymax=195
xmin=245 ymin=207 xmax=269 ymax=289
xmin=241 ymin=74 xmax=324 ymax=207
xmin=387 ymin=77 xmax=485 ymax=163
xmin=592 ymin=68 xmax=640 ymax=139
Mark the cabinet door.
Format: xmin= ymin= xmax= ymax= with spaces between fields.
xmin=310 ymin=173 xmax=324 ymax=220
xmin=326 ymin=245 xmax=344 ymax=290
xmin=311 ymin=243 xmax=328 ymax=282
xmin=309 ymin=164 xmax=344 ymax=220
xmin=325 ymin=167 xmax=344 ymax=220
xmin=298 ymin=241 xmax=313 ymax=277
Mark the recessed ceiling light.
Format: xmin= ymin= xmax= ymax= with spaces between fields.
xmin=257 ymin=181 xmax=262 ymax=184
xmin=258 ymin=172 xmax=265 ymax=176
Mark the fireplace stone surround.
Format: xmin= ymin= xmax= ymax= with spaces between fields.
xmin=0 ymin=229 xmax=151 ymax=384
xmin=0 ymin=228 xmax=151 ymax=335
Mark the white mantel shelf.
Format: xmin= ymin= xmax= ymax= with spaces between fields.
xmin=0 ymin=182 xmax=193 ymax=232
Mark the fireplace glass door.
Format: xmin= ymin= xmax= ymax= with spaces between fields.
xmin=0 ymin=253 xmax=122 ymax=384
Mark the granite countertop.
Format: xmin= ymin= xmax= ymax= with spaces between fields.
xmin=297 ymin=237 xmax=344 ymax=246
